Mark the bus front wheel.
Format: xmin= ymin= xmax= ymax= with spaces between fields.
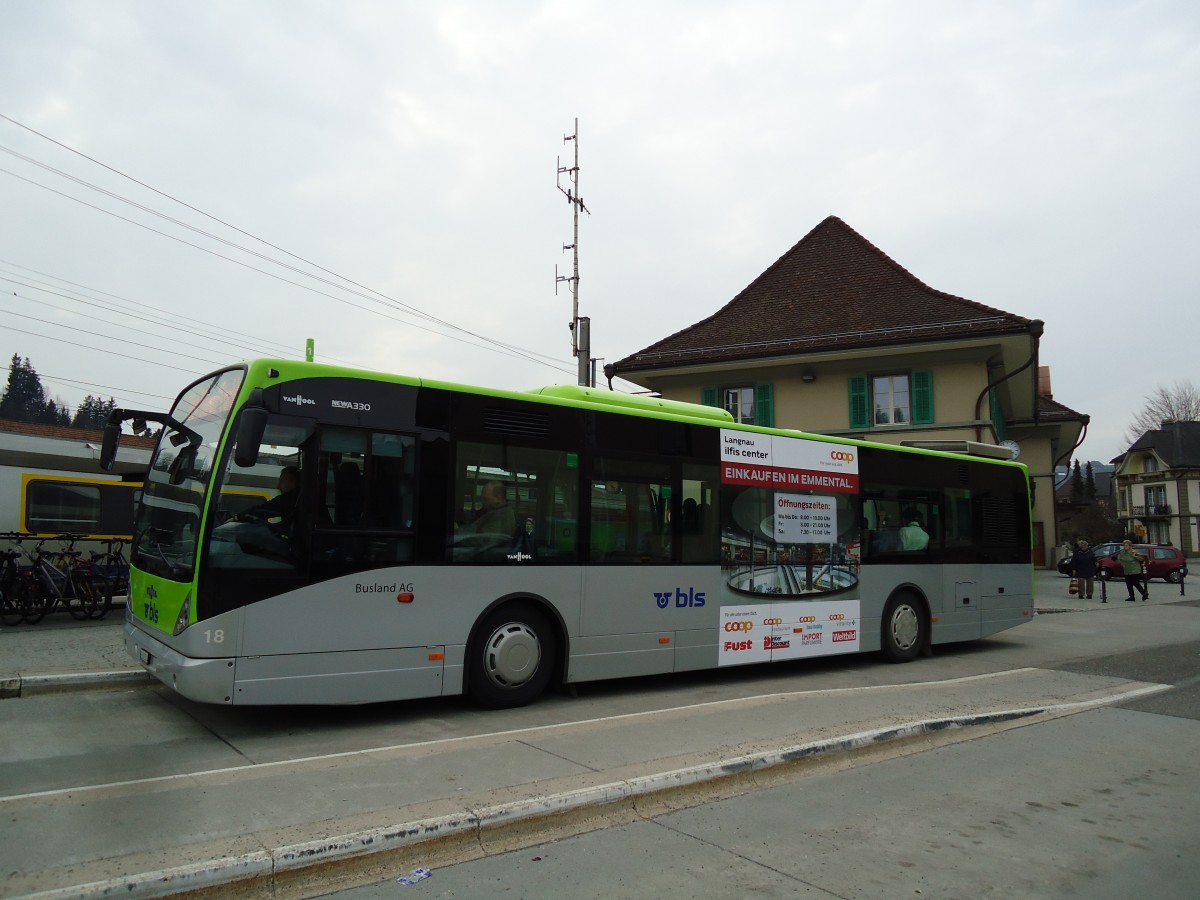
xmin=881 ymin=592 xmax=926 ymax=663
xmin=468 ymin=603 xmax=555 ymax=709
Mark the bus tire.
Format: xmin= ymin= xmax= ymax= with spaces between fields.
xmin=881 ymin=592 xmax=925 ymax=663
xmin=467 ymin=602 xmax=555 ymax=709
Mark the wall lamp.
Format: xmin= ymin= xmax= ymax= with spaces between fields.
xmin=800 ymin=368 xmax=816 ymax=383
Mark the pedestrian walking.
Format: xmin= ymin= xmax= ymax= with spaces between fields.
xmin=1070 ymin=539 xmax=1098 ymax=600
xmin=1116 ymin=540 xmax=1149 ymax=602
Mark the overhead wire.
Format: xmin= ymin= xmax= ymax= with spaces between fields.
xmin=0 ymin=122 xmax=575 ymax=370
xmin=0 ymin=163 xmax=579 ymax=377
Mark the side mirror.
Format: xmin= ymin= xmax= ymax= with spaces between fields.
xmin=233 ymin=407 xmax=269 ymax=468
xmin=99 ymin=422 xmax=122 ymax=471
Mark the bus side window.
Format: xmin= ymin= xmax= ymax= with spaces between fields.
xmin=589 ymin=456 xmax=671 ymax=564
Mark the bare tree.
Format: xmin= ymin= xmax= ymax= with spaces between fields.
xmin=1124 ymin=380 xmax=1200 ymax=446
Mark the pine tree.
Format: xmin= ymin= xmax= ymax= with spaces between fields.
xmin=71 ymin=395 xmax=115 ymax=429
xmin=1070 ymin=459 xmax=1084 ymax=504
xmin=0 ymin=355 xmax=50 ymax=423
xmin=1084 ymin=462 xmax=1097 ymax=500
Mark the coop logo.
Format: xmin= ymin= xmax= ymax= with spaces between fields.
xmin=654 ymin=587 xmax=706 ymax=609
xmin=762 ymin=617 xmax=783 ymax=626
xmin=723 ymin=620 xmax=753 ymax=633
xmin=282 ymin=393 xmax=315 ymax=407
xmin=832 ymin=629 xmax=858 ymax=643
xmin=830 ymin=451 xmax=855 ymax=462
xmin=828 ymin=613 xmax=846 ymax=621
xmin=764 ymin=636 xmax=790 ymax=650
xmin=797 ymin=615 xmax=817 ymax=623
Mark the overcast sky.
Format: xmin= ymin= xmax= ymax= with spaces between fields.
xmin=2 ymin=0 xmax=1197 ymax=465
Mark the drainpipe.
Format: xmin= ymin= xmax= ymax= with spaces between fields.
xmin=974 ymin=319 xmax=1044 ymax=443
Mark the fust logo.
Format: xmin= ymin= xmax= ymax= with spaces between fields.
xmin=723 ymin=640 xmax=753 ymax=652
xmin=654 ymin=587 xmax=706 ymax=609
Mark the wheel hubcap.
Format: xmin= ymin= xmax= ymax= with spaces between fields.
xmin=891 ymin=604 xmax=919 ymax=650
xmin=483 ymin=622 xmax=541 ymax=688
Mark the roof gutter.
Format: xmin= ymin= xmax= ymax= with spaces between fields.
xmin=974 ymin=319 xmax=1044 ymax=442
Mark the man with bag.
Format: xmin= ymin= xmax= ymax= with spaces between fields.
xmin=1070 ymin=538 xmax=1098 ymax=601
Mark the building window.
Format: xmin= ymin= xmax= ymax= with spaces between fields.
xmin=702 ymin=384 xmax=773 ymax=427
xmin=1143 ymin=457 xmax=1158 ymax=474
xmin=724 ymin=386 xmax=755 ymax=424
xmin=849 ymin=370 xmax=933 ymax=429
xmin=873 ymin=375 xmax=910 ymax=425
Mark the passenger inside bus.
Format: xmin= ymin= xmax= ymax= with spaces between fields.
xmin=460 ymin=480 xmax=515 ymax=537
xmin=899 ymin=508 xmax=930 ymax=550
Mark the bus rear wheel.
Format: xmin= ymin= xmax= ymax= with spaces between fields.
xmin=881 ymin=592 xmax=926 ymax=663
xmin=468 ymin=603 xmax=555 ymax=709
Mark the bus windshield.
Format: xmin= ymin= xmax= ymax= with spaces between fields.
xmin=132 ymin=368 xmax=244 ymax=581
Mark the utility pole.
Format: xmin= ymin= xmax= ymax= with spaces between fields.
xmin=556 ymin=118 xmax=591 ymax=386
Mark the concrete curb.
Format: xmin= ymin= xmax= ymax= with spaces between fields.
xmin=0 ymin=670 xmax=152 ymax=698
xmin=21 ymin=707 xmax=1046 ymax=899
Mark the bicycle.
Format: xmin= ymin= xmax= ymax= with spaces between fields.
xmin=27 ymin=536 xmax=107 ymax=622
xmin=1 ymin=544 xmax=35 ymax=626
xmin=86 ymin=539 xmax=130 ymax=618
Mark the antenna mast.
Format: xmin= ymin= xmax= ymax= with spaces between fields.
xmin=556 ymin=117 xmax=591 ymax=386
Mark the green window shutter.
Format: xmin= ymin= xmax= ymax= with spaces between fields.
xmin=754 ymin=383 xmax=774 ymax=427
xmin=989 ymin=388 xmax=1008 ymax=442
xmin=911 ymin=369 xmax=934 ymax=425
xmin=701 ymin=387 xmax=718 ymax=408
xmin=848 ymin=375 xmax=869 ymax=428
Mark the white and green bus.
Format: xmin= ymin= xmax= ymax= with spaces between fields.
xmin=102 ymin=359 xmax=1033 ymax=708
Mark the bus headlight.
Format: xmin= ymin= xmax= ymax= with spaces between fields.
xmin=173 ymin=591 xmax=192 ymax=636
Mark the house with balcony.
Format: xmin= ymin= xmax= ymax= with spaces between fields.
xmin=1111 ymin=420 xmax=1200 ymax=555
xmin=609 ymin=215 xmax=1088 ymax=567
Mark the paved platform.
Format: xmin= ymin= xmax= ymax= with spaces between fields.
xmin=0 ymin=569 xmax=1193 ymax=898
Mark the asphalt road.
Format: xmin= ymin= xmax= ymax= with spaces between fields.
xmin=3 ymin=589 xmax=1200 ymax=898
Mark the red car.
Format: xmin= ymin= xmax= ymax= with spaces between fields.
xmin=1094 ymin=543 xmax=1188 ymax=584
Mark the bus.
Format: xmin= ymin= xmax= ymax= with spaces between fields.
xmin=102 ymin=359 xmax=1033 ymax=708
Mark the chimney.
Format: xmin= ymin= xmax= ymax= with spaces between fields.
xmin=1038 ymin=365 xmax=1053 ymax=399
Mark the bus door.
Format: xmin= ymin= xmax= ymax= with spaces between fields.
xmin=576 ymin=456 xmax=678 ymax=682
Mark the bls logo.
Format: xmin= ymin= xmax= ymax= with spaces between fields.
xmin=830 ymin=450 xmax=855 ymax=462
xmin=654 ymin=587 xmax=707 ymax=609
xmin=724 ymin=620 xmax=753 ymax=632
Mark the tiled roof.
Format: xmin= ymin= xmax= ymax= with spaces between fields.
xmin=1126 ymin=421 xmax=1200 ymax=467
xmin=1013 ymin=395 xmax=1087 ymax=424
xmin=0 ymin=417 xmax=158 ymax=450
xmin=614 ymin=216 xmax=1034 ymax=374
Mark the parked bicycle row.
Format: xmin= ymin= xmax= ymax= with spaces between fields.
xmin=0 ymin=533 xmax=130 ymax=627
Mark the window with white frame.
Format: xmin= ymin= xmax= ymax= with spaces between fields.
xmin=873 ymin=375 xmax=911 ymax=426
xmin=724 ymin=386 xmax=756 ymax=425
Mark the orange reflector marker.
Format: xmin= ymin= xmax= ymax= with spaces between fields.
xmin=428 ymin=652 xmax=444 ymax=661
xmin=659 ymin=637 xmax=670 ymax=644
xmin=931 ymin=616 xmax=939 ymax=623
xmin=397 ymin=592 xmax=414 ymax=603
